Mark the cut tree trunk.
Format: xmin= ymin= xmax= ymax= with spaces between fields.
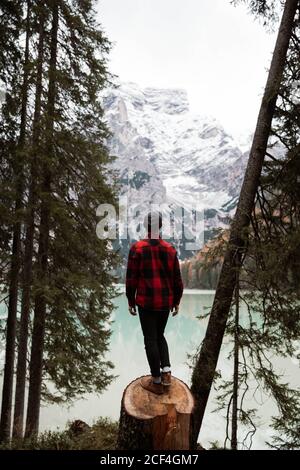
xmin=117 ymin=375 xmax=194 ymax=450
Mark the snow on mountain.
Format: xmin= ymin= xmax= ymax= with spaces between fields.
xmin=101 ymin=81 xmax=248 ymax=262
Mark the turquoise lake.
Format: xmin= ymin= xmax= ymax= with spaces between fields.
xmin=1 ymin=288 xmax=299 ymax=449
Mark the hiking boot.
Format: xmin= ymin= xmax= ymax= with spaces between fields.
xmin=140 ymin=376 xmax=165 ymax=395
xmin=161 ymin=371 xmax=172 ymax=386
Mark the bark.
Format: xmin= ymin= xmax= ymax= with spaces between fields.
xmin=231 ymin=267 xmax=239 ymax=450
xmin=190 ymin=0 xmax=299 ymax=449
xmin=117 ymin=375 xmax=194 ymax=450
xmin=12 ymin=3 xmax=46 ymax=439
xmin=0 ymin=0 xmax=31 ymax=442
xmin=25 ymin=0 xmax=59 ymax=438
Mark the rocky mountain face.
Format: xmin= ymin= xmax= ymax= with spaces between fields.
xmin=101 ymin=82 xmax=249 ymax=277
xmin=181 ymin=231 xmax=229 ymax=289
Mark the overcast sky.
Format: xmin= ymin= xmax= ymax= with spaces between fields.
xmin=96 ymin=0 xmax=278 ymax=140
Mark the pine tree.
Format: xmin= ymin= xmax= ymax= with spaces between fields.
xmin=0 ymin=0 xmax=31 ymax=442
xmin=190 ymin=3 xmax=300 ymax=448
xmin=0 ymin=1 xmax=23 ymax=85
xmin=13 ymin=1 xmax=48 ymax=439
xmin=38 ymin=0 xmax=119 ymax=405
xmin=1 ymin=0 xmax=119 ymax=440
xmin=24 ymin=0 xmax=59 ymax=438
xmin=24 ymin=0 xmax=119 ymax=437
xmin=190 ymin=0 xmax=299 ymax=448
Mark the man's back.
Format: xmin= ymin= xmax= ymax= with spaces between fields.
xmin=126 ymin=237 xmax=183 ymax=310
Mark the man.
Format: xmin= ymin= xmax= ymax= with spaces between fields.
xmin=125 ymin=211 xmax=184 ymax=395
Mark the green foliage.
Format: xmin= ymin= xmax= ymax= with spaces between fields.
xmin=0 ymin=0 xmax=23 ymax=85
xmin=231 ymin=0 xmax=280 ymax=26
xmin=269 ymin=412 xmax=300 ymax=449
xmin=190 ymin=1 xmax=300 ymax=449
xmin=121 ymin=170 xmax=151 ymax=190
xmin=0 ymin=0 xmax=121 ymax=412
xmin=0 ymin=417 xmax=118 ymax=450
xmin=34 ymin=0 xmax=121 ymax=401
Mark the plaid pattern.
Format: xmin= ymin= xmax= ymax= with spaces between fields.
xmin=125 ymin=237 xmax=184 ymax=310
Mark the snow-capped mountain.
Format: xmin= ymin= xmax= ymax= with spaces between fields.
xmin=101 ymin=81 xmax=248 ymax=265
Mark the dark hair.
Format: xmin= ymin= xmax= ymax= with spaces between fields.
xmin=144 ymin=211 xmax=162 ymax=233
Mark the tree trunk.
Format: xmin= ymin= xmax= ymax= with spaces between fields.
xmin=190 ymin=0 xmax=299 ymax=449
xmin=0 ymin=0 xmax=31 ymax=442
xmin=13 ymin=4 xmax=45 ymax=439
xmin=231 ymin=267 xmax=239 ymax=450
xmin=25 ymin=0 xmax=59 ymax=438
xmin=117 ymin=375 xmax=194 ymax=450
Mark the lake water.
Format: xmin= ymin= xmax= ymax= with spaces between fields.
xmin=1 ymin=287 xmax=299 ymax=449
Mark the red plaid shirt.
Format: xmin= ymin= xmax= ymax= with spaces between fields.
xmin=125 ymin=237 xmax=184 ymax=310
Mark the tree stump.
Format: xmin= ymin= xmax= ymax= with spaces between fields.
xmin=117 ymin=375 xmax=195 ymax=450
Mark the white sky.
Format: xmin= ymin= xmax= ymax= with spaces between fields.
xmin=96 ymin=0 xmax=278 ymax=140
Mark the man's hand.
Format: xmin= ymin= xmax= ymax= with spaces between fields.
xmin=171 ymin=304 xmax=179 ymax=317
xmin=129 ymin=305 xmax=137 ymax=316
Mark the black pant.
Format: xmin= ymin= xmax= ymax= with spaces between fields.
xmin=137 ymin=305 xmax=171 ymax=377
